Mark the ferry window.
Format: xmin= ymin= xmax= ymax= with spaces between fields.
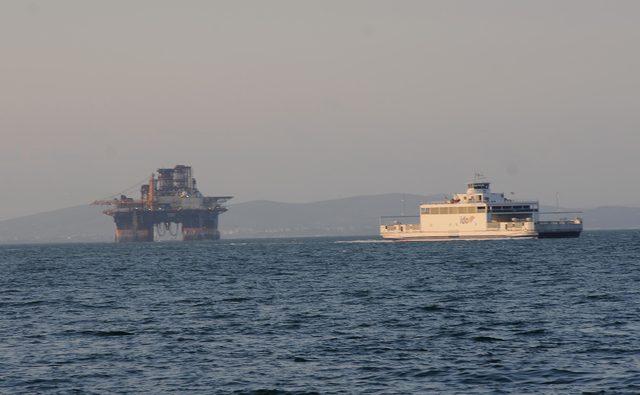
xmin=478 ymin=207 xmax=486 ymax=212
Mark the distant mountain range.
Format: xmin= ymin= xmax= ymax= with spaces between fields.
xmin=0 ymin=194 xmax=639 ymax=244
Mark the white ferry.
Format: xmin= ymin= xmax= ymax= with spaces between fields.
xmin=380 ymin=180 xmax=582 ymax=241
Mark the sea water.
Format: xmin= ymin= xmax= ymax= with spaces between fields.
xmin=1 ymin=230 xmax=639 ymax=393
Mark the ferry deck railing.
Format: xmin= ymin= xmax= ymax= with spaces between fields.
xmin=424 ymin=199 xmax=538 ymax=205
xmin=379 ymin=215 xmax=419 ymax=226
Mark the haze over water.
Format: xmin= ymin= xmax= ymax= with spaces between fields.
xmin=2 ymin=231 xmax=640 ymax=393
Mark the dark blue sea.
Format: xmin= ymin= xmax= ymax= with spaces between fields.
xmin=2 ymin=230 xmax=640 ymax=394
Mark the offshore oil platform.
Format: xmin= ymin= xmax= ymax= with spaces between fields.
xmin=93 ymin=165 xmax=232 ymax=242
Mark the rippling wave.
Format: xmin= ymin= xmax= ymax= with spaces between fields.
xmin=1 ymin=231 xmax=640 ymax=393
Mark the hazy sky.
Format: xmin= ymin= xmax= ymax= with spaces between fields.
xmin=1 ymin=1 xmax=639 ymax=219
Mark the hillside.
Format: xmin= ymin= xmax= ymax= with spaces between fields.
xmin=0 ymin=195 xmax=638 ymax=244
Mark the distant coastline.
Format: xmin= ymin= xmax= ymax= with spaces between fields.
xmin=0 ymin=194 xmax=639 ymax=244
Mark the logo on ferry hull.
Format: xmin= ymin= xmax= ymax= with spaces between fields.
xmin=460 ymin=216 xmax=476 ymax=224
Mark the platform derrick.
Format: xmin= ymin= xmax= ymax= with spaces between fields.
xmin=93 ymin=165 xmax=232 ymax=243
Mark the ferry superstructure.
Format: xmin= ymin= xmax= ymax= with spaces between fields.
xmin=380 ymin=181 xmax=582 ymax=241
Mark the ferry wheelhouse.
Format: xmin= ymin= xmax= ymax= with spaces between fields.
xmin=380 ymin=181 xmax=582 ymax=241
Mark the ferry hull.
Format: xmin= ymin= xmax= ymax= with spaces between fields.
xmin=380 ymin=221 xmax=582 ymax=241
xmin=389 ymin=235 xmax=536 ymax=242
xmin=536 ymin=221 xmax=583 ymax=238
xmin=381 ymin=230 xmax=537 ymax=241
xmin=538 ymin=231 xmax=581 ymax=238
